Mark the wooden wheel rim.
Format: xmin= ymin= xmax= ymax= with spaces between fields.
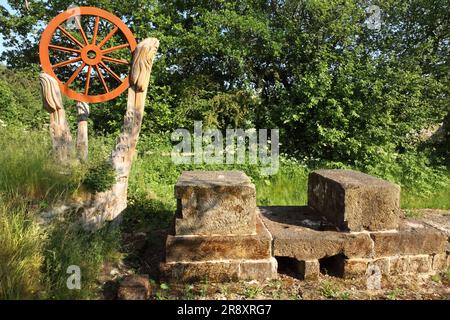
xmin=39 ymin=7 xmax=137 ymax=103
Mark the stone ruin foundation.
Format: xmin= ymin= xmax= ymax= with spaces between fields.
xmin=161 ymin=169 xmax=450 ymax=282
xmin=160 ymin=171 xmax=277 ymax=281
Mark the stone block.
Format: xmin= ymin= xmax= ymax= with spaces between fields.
xmin=161 ymin=261 xmax=239 ymax=282
xmin=431 ymin=254 xmax=447 ymax=271
xmin=239 ymin=258 xmax=278 ymax=281
xmin=259 ymin=206 xmax=373 ymax=260
xmin=390 ymin=256 xmax=410 ymax=275
xmin=308 ymin=169 xmax=401 ymax=231
xmin=175 ymin=171 xmax=256 ymax=235
xmin=372 ymin=258 xmax=390 ymax=275
xmin=117 ymin=275 xmax=151 ymax=300
xmin=343 ymin=259 xmax=369 ymax=278
xmin=370 ymin=220 xmax=447 ymax=257
xmin=160 ymin=258 xmax=277 ymax=283
xmin=165 ymin=215 xmax=272 ymax=262
xmin=297 ymin=260 xmax=320 ymax=280
xmin=408 ymin=255 xmax=431 ymax=273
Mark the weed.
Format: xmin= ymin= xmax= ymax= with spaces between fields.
xmin=241 ymin=286 xmax=263 ymax=299
xmin=319 ymin=279 xmax=349 ymax=299
xmin=386 ymin=288 xmax=403 ymax=300
xmin=444 ymin=268 xmax=450 ymax=281
xmin=82 ymin=161 xmax=116 ymax=193
xmin=431 ymin=275 xmax=441 ymax=283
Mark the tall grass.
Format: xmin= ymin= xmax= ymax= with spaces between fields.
xmin=0 ymin=127 xmax=122 ymax=299
xmin=0 ymin=127 xmax=82 ymax=203
xmin=42 ymin=221 xmax=121 ymax=299
xmin=0 ymin=198 xmax=45 ymax=299
xmin=255 ymin=158 xmax=309 ymax=206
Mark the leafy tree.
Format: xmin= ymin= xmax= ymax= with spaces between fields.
xmin=0 ymin=0 xmax=448 ymax=173
xmin=0 ymin=66 xmax=45 ymax=128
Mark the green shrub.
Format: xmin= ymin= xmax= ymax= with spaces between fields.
xmin=82 ymin=161 xmax=116 ymax=193
xmin=0 ymin=67 xmax=45 ymax=129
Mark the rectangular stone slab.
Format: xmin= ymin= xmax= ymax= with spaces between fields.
xmin=370 ymin=219 xmax=447 ymax=257
xmin=160 ymin=258 xmax=278 ymax=282
xmin=259 ymin=206 xmax=374 ymax=260
xmin=165 ymin=215 xmax=272 ymax=262
xmin=175 ymin=171 xmax=256 ymax=235
xmin=308 ymin=169 xmax=401 ymax=231
xmin=297 ymin=260 xmax=320 ymax=280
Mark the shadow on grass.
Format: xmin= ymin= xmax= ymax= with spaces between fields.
xmin=120 ymin=196 xmax=174 ymax=280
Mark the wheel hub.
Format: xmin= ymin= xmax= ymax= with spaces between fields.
xmin=81 ymin=44 xmax=102 ymax=66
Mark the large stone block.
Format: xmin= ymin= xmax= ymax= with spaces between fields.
xmin=297 ymin=260 xmax=320 ymax=280
xmin=239 ymin=258 xmax=278 ymax=281
xmin=161 ymin=260 xmax=240 ymax=282
xmin=117 ymin=275 xmax=151 ymax=300
xmin=259 ymin=206 xmax=373 ymax=260
xmin=343 ymin=259 xmax=369 ymax=278
xmin=175 ymin=171 xmax=256 ymax=235
xmin=370 ymin=220 xmax=447 ymax=257
xmin=165 ymin=215 xmax=272 ymax=262
xmin=408 ymin=255 xmax=431 ymax=273
xmin=160 ymin=258 xmax=277 ymax=282
xmin=372 ymin=258 xmax=390 ymax=275
xmin=389 ymin=255 xmax=431 ymax=275
xmin=389 ymin=256 xmax=410 ymax=275
xmin=308 ymin=169 xmax=401 ymax=231
xmin=431 ymin=253 xmax=447 ymax=271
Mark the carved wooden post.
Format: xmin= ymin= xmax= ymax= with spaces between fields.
xmin=39 ymin=73 xmax=74 ymax=163
xmin=82 ymin=38 xmax=159 ymax=230
xmin=76 ymin=101 xmax=89 ymax=162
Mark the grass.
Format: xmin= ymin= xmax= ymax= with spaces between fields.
xmin=0 ymin=128 xmax=121 ymax=299
xmin=42 ymin=220 xmax=122 ymax=299
xmin=241 ymin=286 xmax=264 ymax=299
xmin=0 ymin=126 xmax=449 ymax=299
xmin=319 ymin=279 xmax=350 ymax=300
xmin=386 ymin=288 xmax=403 ymax=300
xmin=402 ymin=187 xmax=450 ymax=210
xmin=0 ymin=198 xmax=45 ymax=299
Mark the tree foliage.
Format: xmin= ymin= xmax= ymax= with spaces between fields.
xmin=0 ymin=0 xmax=448 ymax=169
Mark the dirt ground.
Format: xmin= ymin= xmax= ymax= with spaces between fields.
xmin=149 ymin=272 xmax=450 ymax=300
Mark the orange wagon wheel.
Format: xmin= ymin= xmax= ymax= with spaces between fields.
xmin=39 ymin=7 xmax=137 ymax=103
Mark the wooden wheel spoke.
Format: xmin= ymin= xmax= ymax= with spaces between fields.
xmin=98 ymin=26 xmax=119 ymax=48
xmin=57 ymin=26 xmax=84 ymax=48
xmin=99 ymin=62 xmax=123 ymax=83
xmin=52 ymin=56 xmax=82 ymax=68
xmin=101 ymin=43 xmax=130 ymax=54
xmin=40 ymin=7 xmax=138 ymax=103
xmin=102 ymin=55 xmax=129 ymax=65
xmin=66 ymin=62 xmax=86 ymax=86
xmin=95 ymin=65 xmax=109 ymax=93
xmin=48 ymin=44 xmax=80 ymax=54
xmin=75 ymin=17 xmax=89 ymax=45
xmin=85 ymin=65 xmax=92 ymax=95
xmin=92 ymin=16 xmax=100 ymax=45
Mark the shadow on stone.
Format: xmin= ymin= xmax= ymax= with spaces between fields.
xmin=319 ymin=254 xmax=345 ymax=277
xmin=275 ymin=256 xmax=302 ymax=279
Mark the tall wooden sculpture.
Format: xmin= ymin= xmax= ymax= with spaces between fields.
xmin=83 ymin=38 xmax=159 ymax=229
xmin=39 ymin=7 xmax=159 ymax=229
xmin=39 ymin=73 xmax=73 ymax=162
xmin=76 ymin=101 xmax=89 ymax=162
